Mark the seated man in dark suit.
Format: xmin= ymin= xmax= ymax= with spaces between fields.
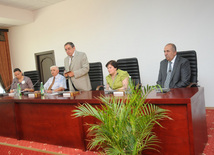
xmin=157 ymin=43 xmax=191 ymax=88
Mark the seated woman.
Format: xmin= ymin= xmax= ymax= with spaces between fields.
xmin=10 ymin=68 xmax=34 ymax=93
xmin=106 ymin=60 xmax=129 ymax=91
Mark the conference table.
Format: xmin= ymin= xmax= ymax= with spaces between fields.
xmin=0 ymin=87 xmax=207 ymax=154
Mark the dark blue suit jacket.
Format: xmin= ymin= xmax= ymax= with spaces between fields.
xmin=157 ymin=55 xmax=191 ymax=88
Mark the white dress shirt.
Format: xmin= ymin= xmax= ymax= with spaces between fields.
xmin=44 ymin=74 xmax=67 ymax=90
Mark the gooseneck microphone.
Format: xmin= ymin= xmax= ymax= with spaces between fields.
xmin=22 ymin=79 xmax=40 ymax=96
xmin=0 ymin=74 xmax=12 ymax=94
xmin=32 ymin=80 xmax=40 ymax=89
xmin=4 ymin=81 xmax=15 ymax=93
xmin=0 ymin=81 xmax=15 ymax=96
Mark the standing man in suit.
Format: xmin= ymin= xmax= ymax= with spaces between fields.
xmin=64 ymin=42 xmax=91 ymax=91
xmin=157 ymin=43 xmax=191 ymax=88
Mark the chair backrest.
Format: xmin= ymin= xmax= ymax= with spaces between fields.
xmin=24 ymin=70 xmax=40 ymax=91
xmin=58 ymin=66 xmax=69 ymax=91
xmin=58 ymin=67 xmax=65 ymax=76
xmin=117 ymin=57 xmax=141 ymax=85
xmin=177 ymin=50 xmax=198 ymax=83
xmin=88 ymin=62 xmax=104 ymax=90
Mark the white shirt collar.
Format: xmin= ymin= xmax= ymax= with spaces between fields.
xmin=69 ymin=50 xmax=75 ymax=59
xmin=54 ymin=73 xmax=60 ymax=79
xmin=69 ymin=51 xmax=75 ymax=65
xmin=171 ymin=55 xmax=177 ymax=64
xmin=72 ymin=50 xmax=75 ymax=56
xmin=168 ymin=55 xmax=177 ymax=71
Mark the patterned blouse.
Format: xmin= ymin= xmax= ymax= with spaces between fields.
xmin=10 ymin=76 xmax=34 ymax=91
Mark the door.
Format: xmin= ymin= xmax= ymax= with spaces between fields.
xmin=35 ymin=50 xmax=55 ymax=83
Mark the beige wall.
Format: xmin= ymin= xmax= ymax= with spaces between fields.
xmin=8 ymin=0 xmax=214 ymax=106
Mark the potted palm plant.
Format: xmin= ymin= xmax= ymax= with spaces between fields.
xmin=73 ymin=84 xmax=170 ymax=155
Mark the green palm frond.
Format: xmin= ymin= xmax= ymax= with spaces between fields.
xmin=72 ymin=83 xmax=170 ymax=154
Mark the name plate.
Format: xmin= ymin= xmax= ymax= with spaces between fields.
xmin=113 ymin=91 xmax=124 ymax=96
xmin=9 ymin=93 xmax=14 ymax=97
xmin=63 ymin=92 xmax=71 ymax=97
xmin=28 ymin=93 xmax=35 ymax=98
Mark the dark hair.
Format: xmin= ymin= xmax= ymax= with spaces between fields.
xmin=64 ymin=42 xmax=75 ymax=48
xmin=13 ymin=68 xmax=21 ymax=73
xmin=105 ymin=60 xmax=118 ymax=69
xmin=166 ymin=43 xmax=177 ymax=52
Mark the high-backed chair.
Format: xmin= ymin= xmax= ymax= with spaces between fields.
xmin=58 ymin=66 xmax=69 ymax=91
xmin=58 ymin=66 xmax=65 ymax=76
xmin=117 ymin=58 xmax=141 ymax=86
xmin=177 ymin=50 xmax=198 ymax=87
xmin=24 ymin=70 xmax=40 ymax=91
xmin=88 ymin=62 xmax=104 ymax=90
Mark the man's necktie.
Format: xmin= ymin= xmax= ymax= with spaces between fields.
xmin=69 ymin=56 xmax=73 ymax=70
xmin=164 ymin=61 xmax=172 ymax=88
xmin=48 ymin=77 xmax=55 ymax=90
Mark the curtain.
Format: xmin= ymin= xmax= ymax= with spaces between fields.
xmin=0 ymin=31 xmax=13 ymax=92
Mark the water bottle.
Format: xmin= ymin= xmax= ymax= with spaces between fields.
xmin=40 ymin=82 xmax=44 ymax=96
xmin=17 ymin=83 xmax=21 ymax=96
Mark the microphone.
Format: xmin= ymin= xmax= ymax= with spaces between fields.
xmin=32 ymin=79 xmax=40 ymax=89
xmin=7 ymin=81 xmax=17 ymax=90
xmin=0 ymin=81 xmax=15 ymax=96
xmin=0 ymin=74 xmax=9 ymax=94
xmin=23 ymin=79 xmax=40 ymax=95
xmin=23 ymin=79 xmax=40 ymax=91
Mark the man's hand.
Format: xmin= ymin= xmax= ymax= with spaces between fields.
xmin=46 ymin=90 xmax=53 ymax=93
xmin=64 ymin=71 xmax=74 ymax=77
xmin=64 ymin=70 xmax=68 ymax=77
xmin=68 ymin=71 xmax=74 ymax=77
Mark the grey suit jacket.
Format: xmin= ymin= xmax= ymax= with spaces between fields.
xmin=157 ymin=55 xmax=191 ymax=88
xmin=64 ymin=51 xmax=92 ymax=91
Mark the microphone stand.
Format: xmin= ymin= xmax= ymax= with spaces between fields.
xmin=32 ymin=79 xmax=40 ymax=88
xmin=0 ymin=82 xmax=14 ymax=96
xmin=23 ymin=79 xmax=40 ymax=95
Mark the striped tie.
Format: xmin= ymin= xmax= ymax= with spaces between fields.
xmin=69 ymin=56 xmax=73 ymax=70
xmin=164 ymin=61 xmax=172 ymax=88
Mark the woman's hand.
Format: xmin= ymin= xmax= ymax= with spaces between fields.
xmin=23 ymin=88 xmax=34 ymax=92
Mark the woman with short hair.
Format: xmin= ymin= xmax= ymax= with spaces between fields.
xmin=105 ymin=60 xmax=129 ymax=90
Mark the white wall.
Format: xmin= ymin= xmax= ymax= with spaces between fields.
xmin=8 ymin=0 xmax=214 ymax=107
xmin=0 ymin=4 xmax=33 ymax=25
